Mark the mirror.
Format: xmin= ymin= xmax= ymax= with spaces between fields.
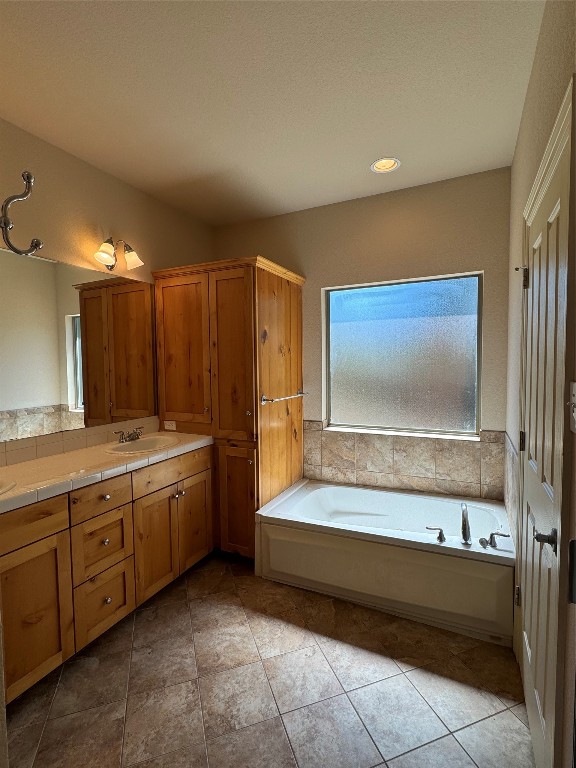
xmin=0 ymin=249 xmax=156 ymax=441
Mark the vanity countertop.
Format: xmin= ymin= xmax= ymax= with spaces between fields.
xmin=0 ymin=432 xmax=213 ymax=514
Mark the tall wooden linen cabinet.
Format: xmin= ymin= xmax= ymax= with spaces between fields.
xmin=153 ymin=257 xmax=304 ymax=557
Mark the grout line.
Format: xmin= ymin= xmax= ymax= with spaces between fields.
xmin=27 ymin=664 xmax=63 ymax=767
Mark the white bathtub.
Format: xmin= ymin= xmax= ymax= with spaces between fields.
xmin=256 ymin=480 xmax=515 ymax=644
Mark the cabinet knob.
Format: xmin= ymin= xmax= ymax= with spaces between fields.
xmin=246 ymin=410 xmax=252 ymax=417
xmin=180 ymin=490 xmax=186 ymax=497
xmin=104 ymin=597 xmax=112 ymax=605
xmin=102 ymin=494 xmax=111 ymax=501
xmin=173 ymin=492 xmax=180 ymax=499
xmin=204 ymin=407 xmax=209 ymax=413
xmin=247 ymin=459 xmax=253 ymax=465
xmin=102 ymin=538 xmax=110 ymax=546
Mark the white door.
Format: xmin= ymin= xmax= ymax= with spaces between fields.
xmin=520 ymin=87 xmax=571 ymax=768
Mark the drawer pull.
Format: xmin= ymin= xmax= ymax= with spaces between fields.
xmin=102 ymin=494 xmax=112 ymax=502
xmin=104 ymin=596 xmax=112 ymax=605
xmin=102 ymin=538 xmax=111 ymax=546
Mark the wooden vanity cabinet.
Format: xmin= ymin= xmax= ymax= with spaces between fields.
xmin=154 ymin=257 xmax=304 ymax=559
xmin=0 ymin=496 xmax=74 ymax=704
xmin=132 ymin=450 xmax=213 ymax=605
xmin=78 ymin=278 xmax=155 ymax=426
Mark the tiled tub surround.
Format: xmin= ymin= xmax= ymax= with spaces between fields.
xmin=5 ymin=552 xmax=534 ymax=768
xmin=0 ymin=405 xmax=84 ymax=442
xmin=0 ymin=415 xmax=160 ymax=470
xmin=0 ymin=428 xmax=212 ymax=513
xmin=303 ymin=422 xmax=505 ymax=501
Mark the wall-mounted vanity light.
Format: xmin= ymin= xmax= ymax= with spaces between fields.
xmin=93 ymin=237 xmax=143 ymax=271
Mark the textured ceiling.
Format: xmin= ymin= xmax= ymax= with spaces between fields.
xmin=0 ymin=1 xmax=544 ymax=225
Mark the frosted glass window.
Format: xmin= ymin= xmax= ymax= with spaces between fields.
xmin=327 ymin=275 xmax=480 ymax=434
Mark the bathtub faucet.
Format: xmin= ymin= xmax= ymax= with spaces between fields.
xmin=461 ymin=503 xmax=471 ymax=545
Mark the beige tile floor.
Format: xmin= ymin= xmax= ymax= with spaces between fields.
xmin=6 ymin=553 xmax=534 ymax=768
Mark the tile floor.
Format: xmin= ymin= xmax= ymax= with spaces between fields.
xmin=6 ymin=553 xmax=534 ymax=768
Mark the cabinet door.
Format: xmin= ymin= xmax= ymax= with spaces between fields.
xmin=177 ymin=469 xmax=213 ymax=573
xmin=0 ymin=531 xmax=74 ymax=704
xmin=79 ymin=287 xmax=110 ymax=426
xmin=155 ymin=274 xmax=211 ymax=425
xmin=218 ymin=445 xmax=257 ymax=557
xmin=210 ymin=268 xmax=255 ymax=440
xmin=108 ymin=282 xmax=155 ymax=421
xmin=133 ymin=485 xmax=179 ymax=606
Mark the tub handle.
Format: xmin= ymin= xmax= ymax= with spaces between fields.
xmin=426 ymin=526 xmax=446 ymax=544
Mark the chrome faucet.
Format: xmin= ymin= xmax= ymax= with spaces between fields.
xmin=113 ymin=427 xmax=143 ymax=444
xmin=461 ymin=503 xmax=471 ymax=545
xmin=479 ymin=531 xmax=511 ymax=549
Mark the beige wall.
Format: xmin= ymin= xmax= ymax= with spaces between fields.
xmin=506 ymin=0 xmax=575 ymax=449
xmin=0 ymin=118 xmax=212 ymax=280
xmin=215 ymin=167 xmax=511 ymax=431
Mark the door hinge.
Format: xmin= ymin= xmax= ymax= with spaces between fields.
xmin=515 ymin=265 xmax=529 ymax=289
xmin=519 ymin=431 xmax=526 ymax=451
xmin=515 ymin=585 xmax=521 ymax=607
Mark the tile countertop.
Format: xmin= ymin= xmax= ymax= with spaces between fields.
xmin=0 ymin=432 xmax=214 ymax=514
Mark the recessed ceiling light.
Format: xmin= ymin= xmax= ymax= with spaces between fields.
xmin=370 ymin=157 xmax=401 ymax=173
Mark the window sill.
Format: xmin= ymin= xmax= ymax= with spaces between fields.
xmin=323 ymin=425 xmax=480 ymax=442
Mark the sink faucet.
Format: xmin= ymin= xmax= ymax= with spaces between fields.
xmin=461 ymin=503 xmax=471 ymax=545
xmin=113 ymin=427 xmax=143 ymax=443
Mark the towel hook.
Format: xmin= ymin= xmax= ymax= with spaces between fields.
xmin=0 ymin=171 xmax=43 ymax=257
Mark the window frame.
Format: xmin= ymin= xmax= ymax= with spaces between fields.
xmin=324 ymin=272 xmax=483 ymax=437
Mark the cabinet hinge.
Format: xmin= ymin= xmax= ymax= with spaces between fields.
xmin=515 ymin=585 xmax=521 ymax=607
xmin=519 ymin=431 xmax=526 ymax=451
xmin=515 ymin=265 xmax=529 ymax=289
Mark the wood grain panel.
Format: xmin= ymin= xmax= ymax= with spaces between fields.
xmin=79 ymin=287 xmax=110 ymax=426
xmin=0 ymin=495 xmax=68 ymax=557
xmin=71 ymin=503 xmax=134 ymax=586
xmin=218 ymin=445 xmax=256 ymax=557
xmin=131 ymin=446 xmax=211 ymax=499
xmin=133 ymin=485 xmax=179 ymax=605
xmin=69 ymin=474 xmax=132 ymax=525
xmin=0 ymin=531 xmax=74 ymax=703
xmin=74 ymin=557 xmax=135 ymax=650
xmin=155 ymin=274 xmax=211 ymax=424
xmin=177 ymin=469 xmax=212 ymax=572
xmin=209 ymin=268 xmax=255 ymax=440
xmin=108 ymin=282 xmax=155 ymax=420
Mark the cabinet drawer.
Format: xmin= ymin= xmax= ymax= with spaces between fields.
xmin=74 ymin=557 xmax=135 ymax=650
xmin=0 ymin=495 xmax=69 ymax=557
xmin=71 ymin=504 xmax=134 ymax=587
xmin=132 ymin=446 xmax=212 ymax=499
xmin=70 ymin=475 xmax=132 ymax=525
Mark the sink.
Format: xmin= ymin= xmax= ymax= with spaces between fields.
xmin=0 ymin=481 xmax=16 ymax=496
xmin=104 ymin=435 xmax=179 ymax=456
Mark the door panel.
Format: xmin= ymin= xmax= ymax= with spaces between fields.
xmin=177 ymin=469 xmax=212 ymax=572
xmin=133 ymin=485 xmax=179 ymax=605
xmin=521 ymin=131 xmax=570 ymax=768
xmin=0 ymin=531 xmax=74 ymax=703
xmin=108 ymin=282 xmax=155 ymax=420
xmin=210 ymin=268 xmax=255 ymax=440
xmin=79 ymin=288 xmax=110 ymax=426
xmin=155 ymin=274 xmax=211 ymax=424
xmin=218 ymin=445 xmax=256 ymax=557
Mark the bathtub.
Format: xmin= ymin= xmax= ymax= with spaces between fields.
xmin=255 ymin=480 xmax=515 ymax=644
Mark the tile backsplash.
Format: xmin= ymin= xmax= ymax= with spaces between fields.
xmin=303 ymin=421 xmax=505 ymax=501
xmin=0 ymin=404 xmax=84 ymax=442
xmin=0 ymin=416 xmax=160 ymax=468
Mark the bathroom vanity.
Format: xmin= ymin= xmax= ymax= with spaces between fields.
xmin=0 ymin=433 xmax=212 ymax=704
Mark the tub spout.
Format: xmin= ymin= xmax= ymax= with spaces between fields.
xmin=461 ymin=503 xmax=471 ymax=545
